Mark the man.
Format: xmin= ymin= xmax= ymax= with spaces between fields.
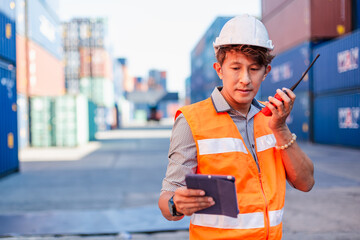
xmin=158 ymin=14 xmax=314 ymax=239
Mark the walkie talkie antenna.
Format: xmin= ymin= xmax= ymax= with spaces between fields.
xmin=290 ymin=54 xmax=320 ymax=91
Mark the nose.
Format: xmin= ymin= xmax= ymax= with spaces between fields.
xmin=239 ymin=69 xmax=251 ymax=85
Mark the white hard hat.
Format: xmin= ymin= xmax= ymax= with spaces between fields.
xmin=213 ymin=14 xmax=274 ymax=53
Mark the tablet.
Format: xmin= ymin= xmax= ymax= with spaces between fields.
xmin=185 ymin=174 xmax=239 ymax=218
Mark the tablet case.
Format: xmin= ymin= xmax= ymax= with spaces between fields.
xmin=185 ymin=174 xmax=239 ymax=218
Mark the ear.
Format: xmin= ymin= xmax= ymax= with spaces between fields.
xmin=213 ymin=62 xmax=223 ymax=79
xmin=263 ymin=65 xmax=271 ymax=81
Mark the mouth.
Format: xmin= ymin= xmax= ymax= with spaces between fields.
xmin=237 ymin=89 xmax=252 ymax=93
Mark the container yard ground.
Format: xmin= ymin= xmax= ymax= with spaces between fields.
xmin=0 ymin=126 xmax=359 ymax=240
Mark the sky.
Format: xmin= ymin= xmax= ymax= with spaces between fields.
xmin=59 ymin=0 xmax=261 ymax=96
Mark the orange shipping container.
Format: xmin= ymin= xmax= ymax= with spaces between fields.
xmin=16 ymin=35 xmax=27 ymax=94
xmin=16 ymin=35 xmax=65 ymax=96
xmin=79 ymin=47 xmax=112 ymax=80
xmin=262 ymin=0 xmax=352 ymax=54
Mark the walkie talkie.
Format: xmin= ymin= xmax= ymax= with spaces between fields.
xmin=261 ymin=54 xmax=320 ymax=116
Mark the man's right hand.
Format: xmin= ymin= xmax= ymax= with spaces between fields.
xmin=173 ymin=187 xmax=215 ymax=216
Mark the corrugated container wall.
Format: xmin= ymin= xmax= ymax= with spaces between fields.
xmin=353 ymin=0 xmax=360 ymax=30
xmin=261 ymin=42 xmax=313 ymax=141
xmin=0 ymin=60 xmax=19 ymax=177
xmin=313 ymin=30 xmax=360 ymax=95
xmin=262 ymin=0 xmax=288 ymax=20
xmin=17 ymin=37 xmax=65 ymax=96
xmin=314 ymin=92 xmax=360 ymax=147
xmin=30 ymin=96 xmax=54 ymax=147
xmin=27 ymin=0 xmax=62 ymax=59
xmin=262 ymin=0 xmax=352 ymax=54
xmin=0 ymin=2 xmax=16 ymax=63
xmin=190 ymin=17 xmax=232 ymax=103
xmin=53 ymin=95 xmax=89 ymax=147
xmin=79 ymin=47 xmax=112 ymax=79
xmin=17 ymin=93 xmax=29 ymax=149
xmin=261 ymin=42 xmax=312 ymax=97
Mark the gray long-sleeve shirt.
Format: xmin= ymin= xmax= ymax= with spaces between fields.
xmin=161 ymin=87 xmax=264 ymax=193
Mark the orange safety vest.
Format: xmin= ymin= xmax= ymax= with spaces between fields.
xmin=176 ymin=98 xmax=286 ymax=240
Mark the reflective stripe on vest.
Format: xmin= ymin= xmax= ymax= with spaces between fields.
xmin=198 ymin=138 xmax=248 ymax=155
xmin=256 ymin=134 xmax=276 ymax=152
xmin=198 ymin=134 xmax=276 ymax=155
xmin=191 ymin=208 xmax=284 ymax=229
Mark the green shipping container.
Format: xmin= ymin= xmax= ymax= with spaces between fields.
xmin=30 ymin=97 xmax=54 ymax=147
xmin=53 ymin=94 xmax=89 ymax=147
xmin=88 ymin=101 xmax=97 ymax=141
xmin=80 ymin=77 xmax=114 ymax=108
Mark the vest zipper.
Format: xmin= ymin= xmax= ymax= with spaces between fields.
xmin=259 ymin=172 xmax=270 ymax=240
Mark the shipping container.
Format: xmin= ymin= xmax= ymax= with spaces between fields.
xmin=62 ymin=18 xmax=106 ymax=51
xmin=80 ymin=77 xmax=114 ymax=107
xmin=27 ymin=0 xmax=62 ymax=59
xmin=64 ymin=50 xmax=80 ymax=80
xmin=30 ymin=96 xmax=54 ymax=147
xmin=15 ymin=35 xmax=26 ymax=94
xmin=353 ymin=0 xmax=360 ymax=30
xmin=0 ymin=10 xmax=16 ymax=63
xmin=0 ymin=0 xmax=16 ymax=21
xmin=313 ymin=30 xmax=360 ymax=95
xmin=285 ymin=91 xmax=311 ymax=141
xmin=262 ymin=0 xmax=288 ymax=20
xmin=314 ymin=91 xmax=360 ymax=147
xmin=53 ymin=94 xmax=89 ymax=147
xmin=88 ymin=100 xmax=97 ymax=141
xmin=17 ymin=38 xmax=65 ymax=96
xmin=65 ymin=79 xmax=80 ymax=94
xmin=79 ymin=47 xmax=112 ymax=79
xmin=261 ymin=41 xmax=312 ymax=97
xmin=190 ymin=17 xmax=232 ymax=103
xmin=0 ymin=59 xmax=18 ymax=177
xmin=262 ymin=0 xmax=352 ymax=54
xmin=15 ymin=0 xmax=25 ymax=35
xmin=95 ymin=107 xmax=112 ymax=131
xmin=17 ymin=93 xmax=29 ymax=149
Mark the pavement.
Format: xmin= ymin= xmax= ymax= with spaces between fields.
xmin=0 ymin=123 xmax=359 ymax=240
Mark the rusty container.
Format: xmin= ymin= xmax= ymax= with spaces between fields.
xmin=262 ymin=0 xmax=352 ymax=54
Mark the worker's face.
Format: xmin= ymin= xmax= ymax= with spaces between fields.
xmin=213 ymin=51 xmax=271 ymax=114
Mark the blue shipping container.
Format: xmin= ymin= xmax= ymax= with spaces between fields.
xmin=261 ymin=42 xmax=312 ymax=97
xmin=0 ymin=11 xmax=16 ymax=63
xmin=0 ymin=0 xmax=16 ymax=21
xmin=0 ymin=59 xmax=19 ymax=177
xmin=190 ymin=17 xmax=232 ymax=103
xmin=313 ymin=30 xmax=360 ymax=95
xmin=354 ymin=0 xmax=360 ymax=30
xmin=284 ymin=91 xmax=311 ymax=141
xmin=27 ymin=0 xmax=62 ymax=59
xmin=314 ymin=91 xmax=360 ymax=148
xmin=17 ymin=93 xmax=29 ymax=149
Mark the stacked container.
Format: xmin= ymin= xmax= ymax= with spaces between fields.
xmin=16 ymin=0 xmax=64 ymax=96
xmin=262 ymin=0 xmax=352 ymax=54
xmin=261 ymin=42 xmax=313 ymax=141
xmin=190 ymin=16 xmax=232 ymax=103
xmin=313 ymin=30 xmax=360 ymax=147
xmin=53 ymin=95 xmax=89 ymax=147
xmin=15 ymin=0 xmax=64 ymax=148
xmin=62 ymin=18 xmax=114 ymax=133
xmin=29 ymin=96 xmax=53 ymax=147
xmin=0 ymin=0 xmax=19 ymax=177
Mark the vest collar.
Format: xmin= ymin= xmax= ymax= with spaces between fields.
xmin=210 ymin=87 xmax=263 ymax=115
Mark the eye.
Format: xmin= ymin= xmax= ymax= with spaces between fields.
xmin=250 ymin=68 xmax=260 ymax=71
xmin=232 ymin=67 xmax=240 ymax=70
